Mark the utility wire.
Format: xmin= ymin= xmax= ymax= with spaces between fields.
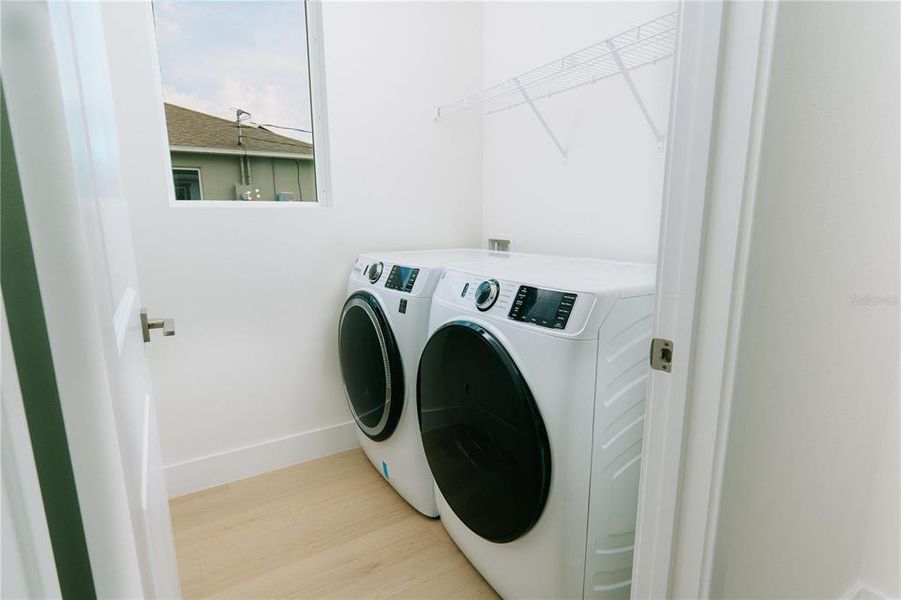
xmin=229 ymin=122 xmax=311 ymax=135
xmin=230 ymin=120 xmax=311 ymax=134
xmin=253 ymin=122 xmax=312 ymax=134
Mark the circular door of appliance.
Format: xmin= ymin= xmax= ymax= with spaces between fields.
xmin=339 ymin=292 xmax=404 ymax=441
xmin=418 ymin=321 xmax=551 ymax=543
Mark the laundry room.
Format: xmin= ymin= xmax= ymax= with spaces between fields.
xmin=1 ymin=1 xmax=898 ymax=599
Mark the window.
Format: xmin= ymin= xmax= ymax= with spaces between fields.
xmin=152 ymin=0 xmax=325 ymax=203
xmin=172 ymin=168 xmax=202 ymax=200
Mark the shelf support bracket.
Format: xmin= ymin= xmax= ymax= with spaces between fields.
xmin=607 ymin=40 xmax=666 ymax=151
xmin=514 ymin=77 xmax=568 ymax=162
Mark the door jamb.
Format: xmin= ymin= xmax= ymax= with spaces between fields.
xmin=632 ymin=1 xmax=779 ymax=598
xmin=2 ymin=2 xmax=152 ymax=596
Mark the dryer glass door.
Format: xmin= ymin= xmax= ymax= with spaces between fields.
xmin=339 ymin=292 xmax=404 ymax=441
xmin=418 ymin=321 xmax=551 ymax=543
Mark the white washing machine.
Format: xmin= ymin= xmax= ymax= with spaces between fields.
xmin=339 ymin=248 xmax=526 ymax=517
xmin=418 ymin=257 xmax=655 ymax=598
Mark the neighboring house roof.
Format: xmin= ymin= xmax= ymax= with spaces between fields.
xmin=164 ymin=103 xmax=313 ymax=159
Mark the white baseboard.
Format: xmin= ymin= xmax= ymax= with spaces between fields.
xmin=164 ymin=420 xmax=360 ymax=498
xmin=843 ymin=580 xmax=890 ymax=600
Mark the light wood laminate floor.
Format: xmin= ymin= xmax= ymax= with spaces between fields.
xmin=170 ymin=449 xmax=498 ymax=599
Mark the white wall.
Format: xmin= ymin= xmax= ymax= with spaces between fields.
xmin=102 ymin=1 xmax=484 ymax=496
xmin=478 ymin=2 xmax=674 ymax=262
xmin=859 ymin=396 xmax=899 ymax=597
xmin=711 ymin=2 xmax=899 ymax=597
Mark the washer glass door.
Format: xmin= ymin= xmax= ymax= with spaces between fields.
xmin=418 ymin=321 xmax=551 ymax=543
xmin=339 ymin=292 xmax=404 ymax=441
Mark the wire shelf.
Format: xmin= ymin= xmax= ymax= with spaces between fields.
xmin=436 ymin=11 xmax=678 ymax=119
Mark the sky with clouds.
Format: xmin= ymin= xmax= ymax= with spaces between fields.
xmin=153 ymin=1 xmax=313 ymax=142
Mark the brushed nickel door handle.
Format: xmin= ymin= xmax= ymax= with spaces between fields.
xmin=141 ymin=308 xmax=175 ymax=343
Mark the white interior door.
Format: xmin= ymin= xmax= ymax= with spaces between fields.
xmin=46 ymin=3 xmax=182 ymax=596
xmin=2 ymin=1 xmax=180 ymax=596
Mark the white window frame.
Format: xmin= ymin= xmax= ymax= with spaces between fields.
xmin=305 ymin=0 xmax=331 ymax=207
xmin=152 ymin=0 xmax=331 ymax=208
xmin=170 ymin=166 xmax=203 ymax=201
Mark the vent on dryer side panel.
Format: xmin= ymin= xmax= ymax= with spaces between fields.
xmin=585 ymin=295 xmax=654 ymax=600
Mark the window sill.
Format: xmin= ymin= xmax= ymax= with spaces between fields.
xmin=167 ymin=200 xmax=327 ymax=209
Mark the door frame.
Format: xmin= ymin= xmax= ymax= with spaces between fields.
xmin=2 ymin=1 xmax=179 ymax=596
xmin=632 ymin=1 xmax=779 ymax=598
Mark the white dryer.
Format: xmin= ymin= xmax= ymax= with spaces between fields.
xmin=339 ymin=249 xmax=520 ymax=517
xmin=417 ymin=258 xmax=655 ymax=598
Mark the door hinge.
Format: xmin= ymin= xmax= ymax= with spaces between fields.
xmin=650 ymin=338 xmax=673 ymax=373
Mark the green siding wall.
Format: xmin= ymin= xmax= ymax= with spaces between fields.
xmin=170 ymin=151 xmax=316 ymax=202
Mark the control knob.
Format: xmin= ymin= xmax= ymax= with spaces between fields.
xmin=474 ymin=279 xmax=500 ymax=311
xmin=367 ymin=262 xmax=383 ymax=284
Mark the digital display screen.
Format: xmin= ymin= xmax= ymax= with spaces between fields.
xmin=385 ymin=265 xmax=420 ymax=293
xmin=396 ymin=267 xmax=415 ymax=287
xmin=525 ymin=289 xmax=562 ymax=321
xmin=509 ymin=286 xmax=577 ymax=329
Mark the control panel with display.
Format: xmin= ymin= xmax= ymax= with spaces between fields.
xmin=385 ymin=265 xmax=420 ymax=293
xmin=509 ymin=286 xmax=578 ymax=329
